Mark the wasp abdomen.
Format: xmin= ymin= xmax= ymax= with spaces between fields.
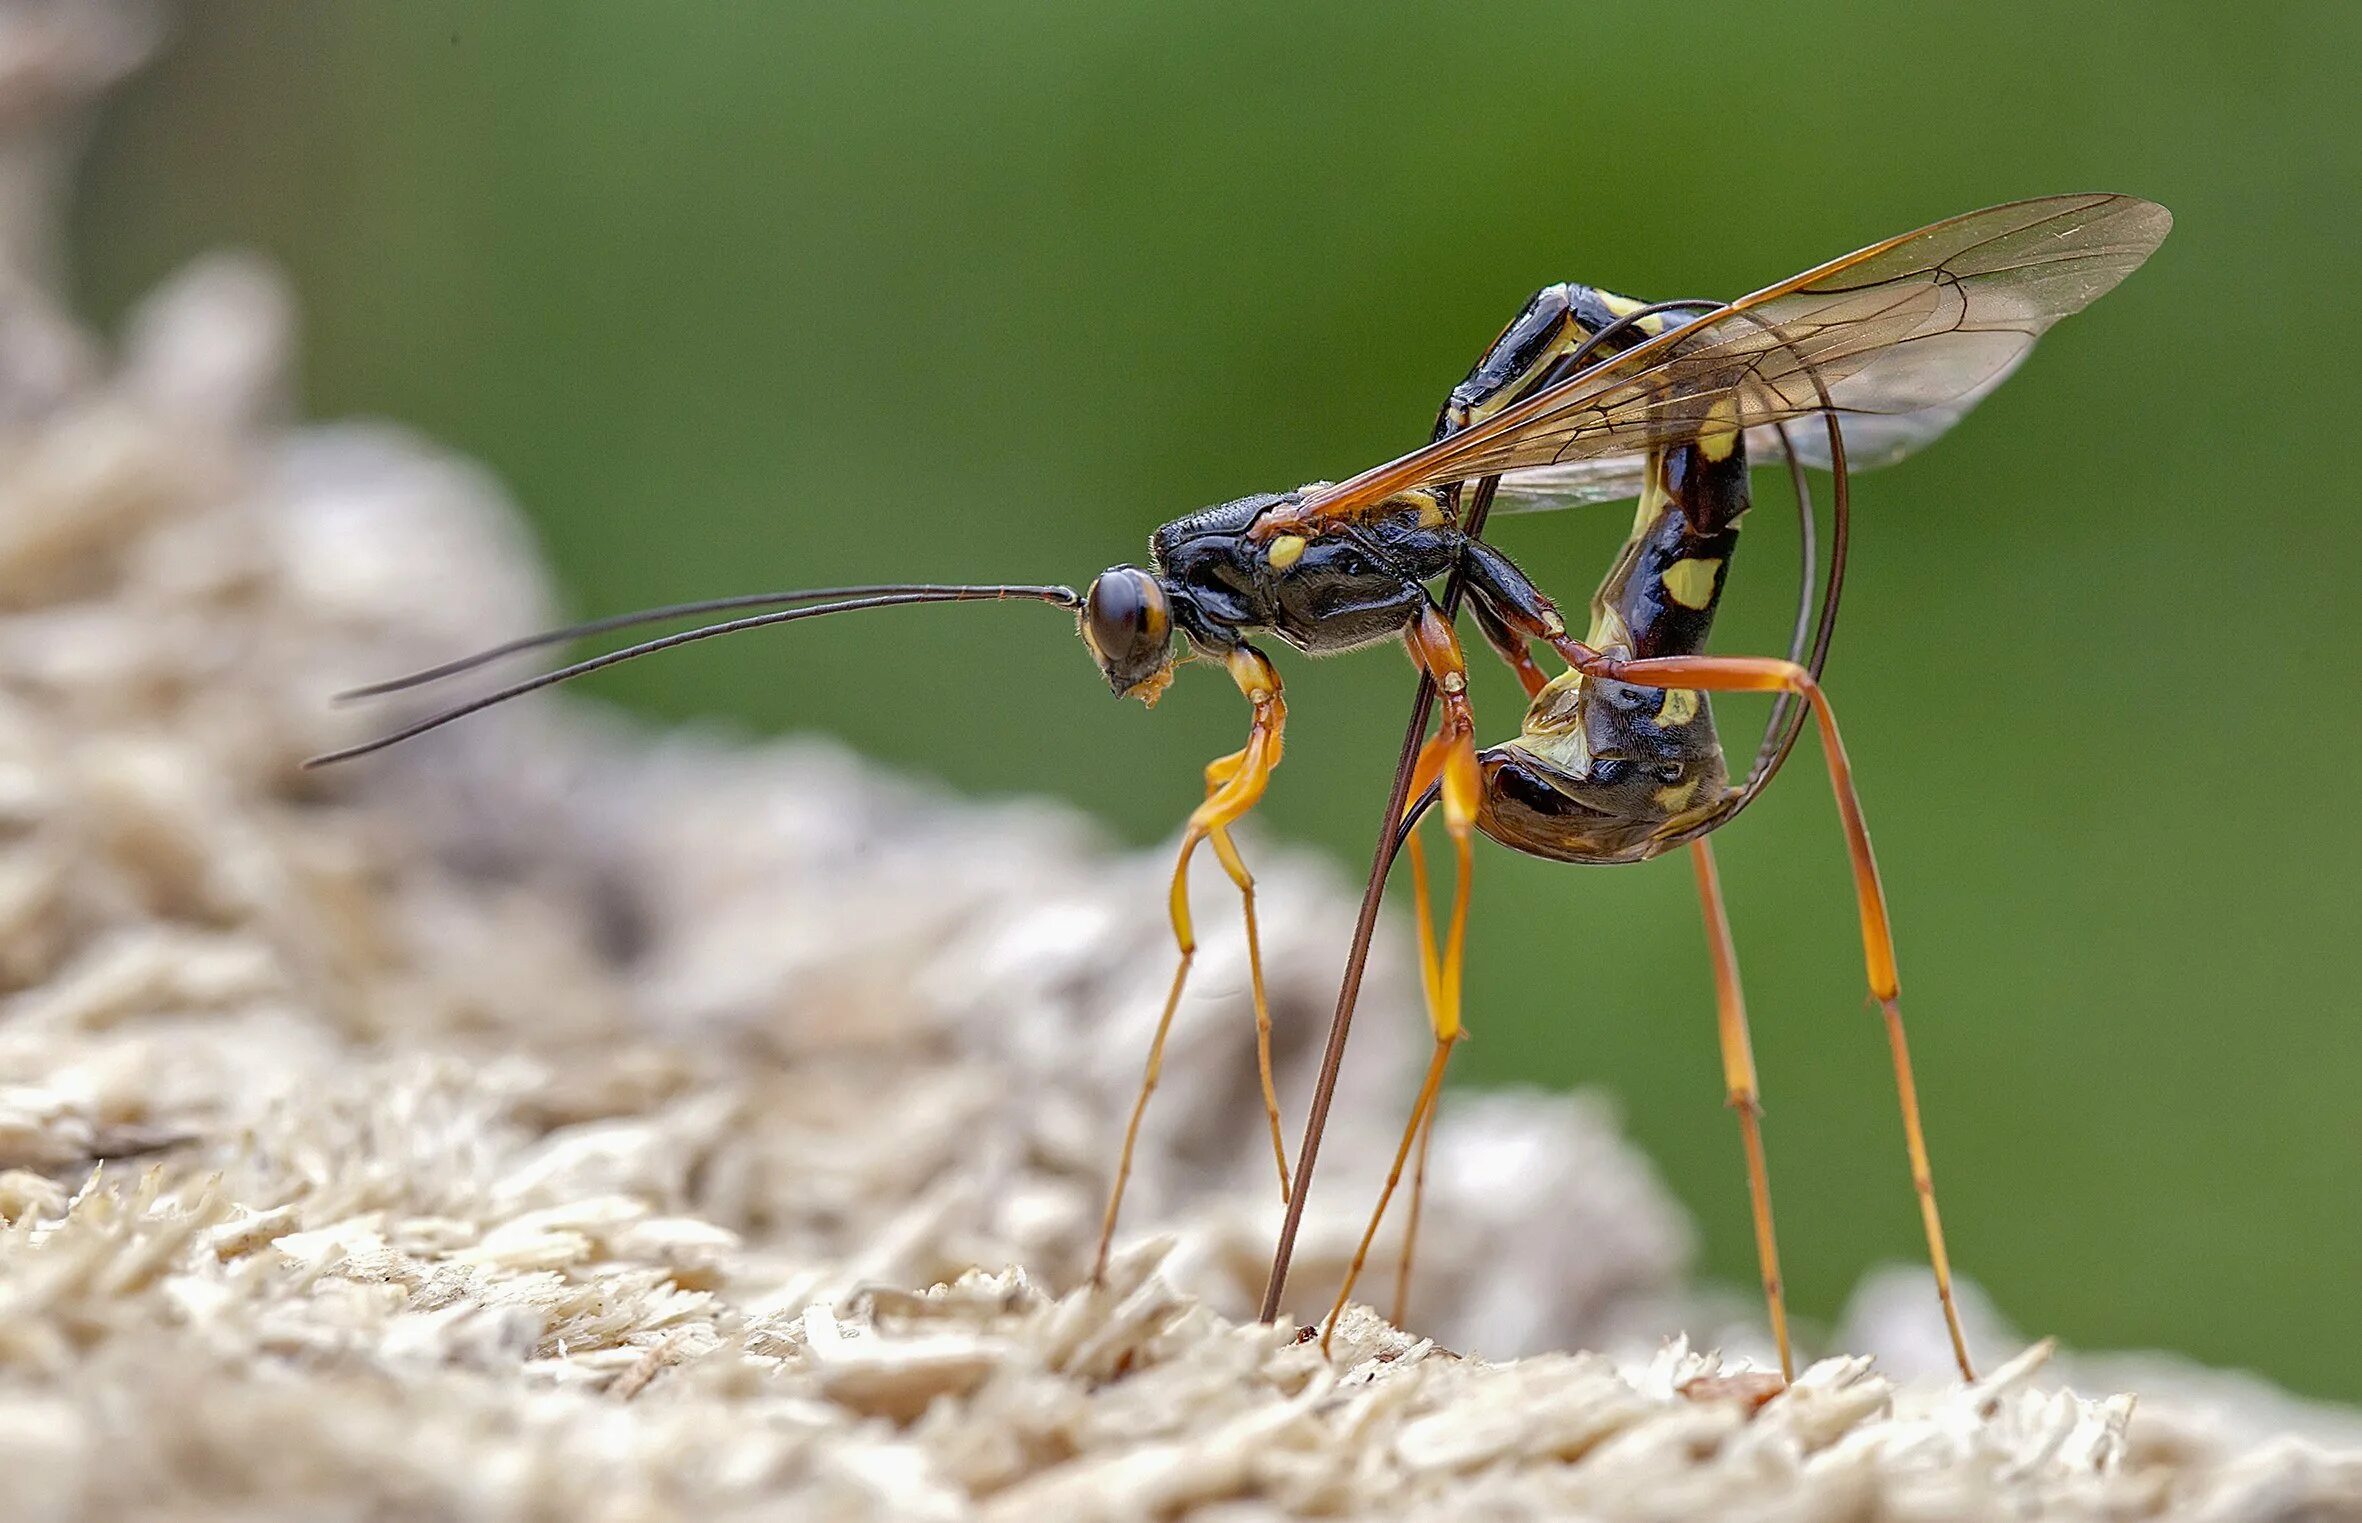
xmin=1588 ymin=438 xmax=1749 ymax=661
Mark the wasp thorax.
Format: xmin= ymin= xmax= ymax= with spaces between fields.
xmin=1080 ymin=566 xmax=1175 ymax=703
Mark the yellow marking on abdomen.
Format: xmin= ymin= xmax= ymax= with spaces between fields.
xmin=1267 ymin=534 xmax=1307 ymax=571
xmin=1520 ymin=672 xmax=1589 ymax=742
xmin=1588 ymin=463 xmax=1670 ymax=649
xmin=1662 ymin=557 xmax=1722 ymax=610
xmin=1657 ymin=687 xmax=1700 ymax=727
xmin=1585 ymin=602 xmax=1633 ymax=654
xmin=1697 ymin=397 xmax=1740 ymax=463
xmin=1599 ymin=290 xmax=1666 ymax=336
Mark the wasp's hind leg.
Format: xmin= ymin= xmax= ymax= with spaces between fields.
xmin=1461 ymin=539 xmax=1575 ymax=695
xmin=1469 ymin=591 xmax=1553 ymax=700
xmin=1094 ymin=646 xmax=1290 ymax=1284
xmin=1557 ymin=645 xmax=1976 ymax=1381
xmin=1459 ymin=537 xmax=1805 ymax=1375
xmin=1690 ymin=837 xmax=1796 ymax=1381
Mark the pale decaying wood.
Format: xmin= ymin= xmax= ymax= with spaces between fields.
xmin=0 ymin=10 xmax=2357 ymax=1518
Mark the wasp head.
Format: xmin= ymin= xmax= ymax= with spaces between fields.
xmin=1079 ymin=565 xmax=1176 ymax=705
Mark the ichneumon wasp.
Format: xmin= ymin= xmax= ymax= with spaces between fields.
xmin=312 ymin=193 xmax=2170 ymax=1382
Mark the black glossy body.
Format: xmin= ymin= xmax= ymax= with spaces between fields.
xmin=1438 ymin=282 xmax=1675 ymax=439
xmin=1444 ymin=291 xmax=1759 ymax=866
xmin=1475 ymin=431 xmax=1751 ymax=863
xmin=1147 ymin=489 xmax=1463 ymax=660
xmin=1124 ymin=279 xmax=1754 ymax=868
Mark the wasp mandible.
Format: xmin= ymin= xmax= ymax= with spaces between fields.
xmin=314 ymin=193 xmax=2170 ymax=1383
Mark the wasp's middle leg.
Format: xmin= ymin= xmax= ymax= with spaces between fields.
xmin=1321 ymin=605 xmax=1479 ymax=1348
xmin=1690 ymin=835 xmax=1795 ymax=1381
xmin=1094 ymin=646 xmax=1289 ymax=1284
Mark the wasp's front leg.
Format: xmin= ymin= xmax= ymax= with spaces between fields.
xmin=1095 ymin=645 xmax=1289 ymax=1282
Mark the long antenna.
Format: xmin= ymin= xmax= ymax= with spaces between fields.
xmin=337 ymin=584 xmax=992 ymax=700
xmin=308 ymin=583 xmax=1079 ymax=768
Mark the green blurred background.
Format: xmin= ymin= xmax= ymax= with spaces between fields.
xmin=71 ymin=4 xmax=2360 ymax=1398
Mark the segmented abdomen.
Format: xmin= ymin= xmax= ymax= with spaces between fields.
xmin=1587 ymin=437 xmax=1749 ymax=661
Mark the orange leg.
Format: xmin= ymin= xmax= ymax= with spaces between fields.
xmin=1208 ymin=823 xmax=1292 ymax=1207
xmin=1690 ymin=837 xmax=1794 ymax=1382
xmin=1322 ymin=608 xmax=1479 ymax=1350
xmin=1198 ymin=721 xmax=1292 ymax=1205
xmin=1393 ymin=1092 xmax=1439 ymax=1328
xmin=1323 ymin=1030 xmax=1453 ymax=1353
xmin=1471 ymin=594 xmax=1555 ymax=702
xmin=1404 ymin=607 xmax=1481 ymax=1041
xmin=1094 ymin=647 xmax=1288 ymax=1283
xmin=1472 ymin=625 xmax=1798 ymax=1371
xmin=1485 ymin=621 xmax=1797 ymax=1372
xmin=1558 ymin=644 xmax=1975 ymax=1380
xmin=1365 ymin=788 xmax=1468 ymax=1336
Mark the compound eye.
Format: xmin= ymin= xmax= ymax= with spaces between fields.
xmin=1086 ymin=578 xmax=1141 ymax=651
xmin=1084 ymin=568 xmax=1166 ymax=660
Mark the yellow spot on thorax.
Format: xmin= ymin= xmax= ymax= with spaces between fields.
xmin=1662 ymin=557 xmax=1723 ymax=610
xmin=1656 ymin=687 xmax=1700 ymax=727
xmin=1267 ymin=534 xmax=1307 ymax=571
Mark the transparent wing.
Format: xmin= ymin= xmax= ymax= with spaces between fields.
xmin=1489 ymin=457 xmax=1653 ymax=514
xmin=1489 ymin=353 xmax=2025 ymax=513
xmin=1309 ymin=194 xmax=2170 ymax=517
